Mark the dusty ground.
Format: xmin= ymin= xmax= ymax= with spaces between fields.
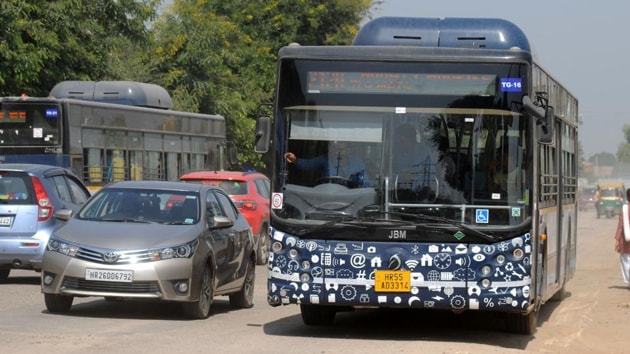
xmin=525 ymin=207 xmax=630 ymax=353
xmin=1 ymin=206 xmax=629 ymax=354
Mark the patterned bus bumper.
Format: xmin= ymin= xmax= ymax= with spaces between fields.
xmin=267 ymin=228 xmax=533 ymax=313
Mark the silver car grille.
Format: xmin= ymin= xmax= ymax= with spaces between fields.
xmin=76 ymin=246 xmax=155 ymax=265
xmin=62 ymin=276 xmax=161 ymax=294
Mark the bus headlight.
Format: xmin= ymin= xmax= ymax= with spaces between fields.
xmin=271 ymin=241 xmax=283 ymax=253
xmin=496 ymin=254 xmax=506 ymax=265
xmin=480 ymin=278 xmax=492 ymax=288
xmin=288 ymin=248 xmax=299 ymax=258
xmin=301 ymin=260 xmax=311 ymax=270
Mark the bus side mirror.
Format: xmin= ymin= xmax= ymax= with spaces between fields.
xmin=227 ymin=142 xmax=238 ymax=166
xmin=522 ymin=95 xmax=553 ymax=144
xmin=254 ymin=116 xmax=271 ymax=153
xmin=538 ymin=106 xmax=554 ymax=144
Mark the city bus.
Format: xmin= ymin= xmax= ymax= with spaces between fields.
xmin=255 ymin=17 xmax=578 ymax=334
xmin=0 ymin=81 xmax=229 ymax=191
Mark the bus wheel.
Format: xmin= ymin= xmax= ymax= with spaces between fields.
xmin=505 ymin=310 xmax=537 ymax=335
xmin=551 ymin=284 xmax=567 ymax=301
xmin=0 ymin=269 xmax=9 ymax=282
xmin=300 ymin=304 xmax=336 ymax=325
xmin=256 ymin=226 xmax=269 ymax=265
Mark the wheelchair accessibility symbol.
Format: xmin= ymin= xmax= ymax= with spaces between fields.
xmin=475 ymin=209 xmax=489 ymax=224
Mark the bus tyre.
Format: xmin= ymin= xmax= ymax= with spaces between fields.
xmin=44 ymin=293 xmax=74 ymax=313
xmin=551 ymin=285 xmax=567 ymax=301
xmin=300 ymin=304 xmax=336 ymax=326
xmin=505 ymin=310 xmax=537 ymax=335
xmin=0 ymin=269 xmax=9 ymax=282
xmin=256 ymin=227 xmax=269 ymax=265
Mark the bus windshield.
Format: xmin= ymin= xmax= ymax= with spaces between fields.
xmin=275 ymin=60 xmax=531 ymax=228
xmin=0 ymin=101 xmax=62 ymax=146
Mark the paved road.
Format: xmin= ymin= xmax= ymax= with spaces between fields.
xmin=1 ymin=209 xmax=629 ymax=353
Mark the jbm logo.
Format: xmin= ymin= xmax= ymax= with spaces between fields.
xmin=389 ymin=230 xmax=406 ymax=239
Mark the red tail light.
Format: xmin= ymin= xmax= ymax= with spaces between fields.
xmin=31 ymin=176 xmax=53 ymax=221
xmin=242 ymin=200 xmax=256 ymax=210
xmin=233 ymin=200 xmax=256 ymax=210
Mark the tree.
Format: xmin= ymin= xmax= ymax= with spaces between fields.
xmin=0 ymin=0 xmax=158 ymax=96
xmin=149 ymin=0 xmax=377 ymax=171
xmin=616 ymin=124 xmax=630 ymax=163
xmin=589 ymin=152 xmax=616 ymax=166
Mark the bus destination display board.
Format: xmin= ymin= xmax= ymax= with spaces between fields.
xmin=307 ymin=71 xmax=497 ymax=96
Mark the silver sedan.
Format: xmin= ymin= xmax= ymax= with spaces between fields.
xmin=41 ymin=181 xmax=256 ymax=319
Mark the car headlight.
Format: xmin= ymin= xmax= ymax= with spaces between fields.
xmin=47 ymin=236 xmax=199 ymax=263
xmin=47 ymin=237 xmax=79 ymax=256
xmin=150 ymin=240 xmax=198 ymax=261
xmin=46 ymin=237 xmax=79 ymax=257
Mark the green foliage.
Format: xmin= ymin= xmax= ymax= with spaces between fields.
xmin=150 ymin=0 xmax=375 ymax=172
xmin=0 ymin=0 xmax=158 ymax=96
xmin=616 ymin=124 xmax=630 ymax=163
xmin=589 ymin=152 xmax=617 ymax=166
xmin=0 ymin=0 xmax=377 ymax=173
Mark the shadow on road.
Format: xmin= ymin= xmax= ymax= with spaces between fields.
xmin=1 ymin=275 xmax=40 ymax=286
xmin=263 ymin=306 xmax=542 ymax=350
xmin=40 ymin=297 xmax=249 ymax=320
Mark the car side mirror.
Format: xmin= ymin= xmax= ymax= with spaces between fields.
xmin=53 ymin=209 xmax=73 ymax=221
xmin=208 ymin=215 xmax=234 ymax=230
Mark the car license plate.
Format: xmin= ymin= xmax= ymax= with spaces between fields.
xmin=85 ymin=268 xmax=133 ymax=283
xmin=374 ymin=270 xmax=411 ymax=292
xmin=0 ymin=216 xmax=12 ymax=227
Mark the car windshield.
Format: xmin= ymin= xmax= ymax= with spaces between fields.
xmin=187 ymin=179 xmax=247 ymax=196
xmin=600 ymin=189 xmax=619 ymax=198
xmin=78 ymin=188 xmax=200 ymax=225
xmin=0 ymin=172 xmax=34 ymax=204
xmin=581 ymin=188 xmax=596 ymax=197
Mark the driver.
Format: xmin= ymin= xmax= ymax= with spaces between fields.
xmin=284 ymin=141 xmax=371 ymax=187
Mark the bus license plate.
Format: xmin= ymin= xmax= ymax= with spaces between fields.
xmin=85 ymin=268 xmax=133 ymax=283
xmin=374 ymin=270 xmax=411 ymax=292
xmin=0 ymin=216 xmax=12 ymax=227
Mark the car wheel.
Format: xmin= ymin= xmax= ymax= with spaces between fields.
xmin=182 ymin=264 xmax=214 ymax=319
xmin=0 ymin=269 xmax=9 ymax=282
xmin=256 ymin=227 xmax=269 ymax=265
xmin=229 ymin=258 xmax=255 ymax=308
xmin=44 ymin=293 xmax=74 ymax=313
xmin=300 ymin=304 xmax=337 ymax=325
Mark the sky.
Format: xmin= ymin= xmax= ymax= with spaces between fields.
xmin=371 ymin=0 xmax=628 ymax=158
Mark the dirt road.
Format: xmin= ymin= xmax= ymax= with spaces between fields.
xmin=1 ymin=207 xmax=630 ymax=353
xmin=525 ymin=208 xmax=630 ymax=353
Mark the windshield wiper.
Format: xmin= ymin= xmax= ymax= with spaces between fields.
xmin=101 ymin=218 xmax=153 ymax=223
xmin=295 ymin=215 xmax=414 ymax=236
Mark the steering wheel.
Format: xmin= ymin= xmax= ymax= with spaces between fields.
xmin=317 ymin=176 xmax=351 ymax=186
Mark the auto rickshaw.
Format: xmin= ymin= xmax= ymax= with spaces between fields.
xmin=595 ymin=181 xmax=625 ymax=218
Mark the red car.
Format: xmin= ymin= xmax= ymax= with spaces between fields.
xmin=180 ymin=170 xmax=270 ymax=265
